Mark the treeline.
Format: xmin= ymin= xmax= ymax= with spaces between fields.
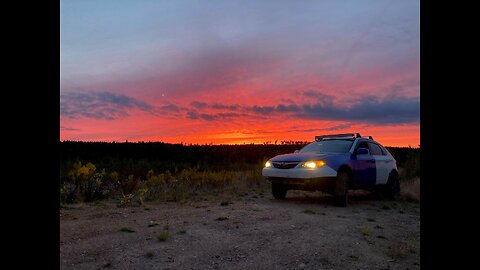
xmin=59 ymin=141 xmax=419 ymax=204
xmin=60 ymin=141 xmax=418 ymax=177
xmin=60 ymin=142 xmax=303 ymax=177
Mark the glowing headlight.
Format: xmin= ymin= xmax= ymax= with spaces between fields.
xmin=265 ymin=161 xmax=272 ymax=168
xmin=303 ymin=161 xmax=317 ymax=169
xmin=302 ymin=160 xmax=326 ymax=169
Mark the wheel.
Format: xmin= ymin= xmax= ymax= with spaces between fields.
xmin=272 ymin=184 xmax=287 ymax=199
xmin=335 ymin=171 xmax=349 ymax=206
xmin=384 ymin=171 xmax=400 ymax=200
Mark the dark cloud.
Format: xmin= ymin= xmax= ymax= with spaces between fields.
xmin=186 ymin=94 xmax=419 ymax=125
xmin=210 ymin=103 xmax=240 ymax=111
xmin=217 ymin=112 xmax=242 ymax=118
xmin=276 ymin=104 xmax=301 ymax=112
xmin=62 ymin=89 xmax=418 ymax=125
xmin=61 ymin=91 xmax=155 ymax=120
xmin=302 ymin=90 xmax=334 ymax=105
xmin=60 ymin=126 xmax=80 ymax=131
xmin=190 ymin=101 xmax=208 ymax=109
xmin=300 ymin=95 xmax=419 ymax=124
xmin=187 ymin=111 xmax=216 ymax=121
xmin=252 ymin=105 xmax=275 ymax=114
xmin=186 ymin=110 xmax=242 ymax=121
xmin=286 ymin=124 xmax=352 ymax=133
xmin=320 ymin=124 xmax=352 ymax=131
xmin=189 ymin=101 xmax=241 ymax=111
xmin=160 ymin=104 xmax=181 ymax=112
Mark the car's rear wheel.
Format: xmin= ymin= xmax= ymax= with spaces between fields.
xmin=272 ymin=184 xmax=287 ymax=199
xmin=335 ymin=171 xmax=349 ymax=207
xmin=384 ymin=171 xmax=400 ymax=200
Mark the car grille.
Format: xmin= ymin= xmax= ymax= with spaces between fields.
xmin=272 ymin=162 xmax=299 ymax=169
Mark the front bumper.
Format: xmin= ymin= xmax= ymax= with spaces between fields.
xmin=262 ymin=166 xmax=337 ymax=192
xmin=262 ymin=165 xmax=337 ymax=179
xmin=266 ymin=176 xmax=336 ymax=192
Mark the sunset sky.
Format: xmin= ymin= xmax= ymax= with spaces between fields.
xmin=60 ymin=0 xmax=419 ymax=147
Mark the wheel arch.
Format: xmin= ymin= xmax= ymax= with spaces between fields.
xmin=337 ymin=164 xmax=355 ymax=187
xmin=389 ymin=168 xmax=399 ymax=179
xmin=387 ymin=169 xmax=400 ymax=185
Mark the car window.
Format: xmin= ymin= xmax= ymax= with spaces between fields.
xmin=299 ymin=139 xmax=354 ymax=153
xmin=379 ymin=145 xmax=388 ymax=155
xmin=368 ymin=142 xmax=383 ymax=156
xmin=356 ymin=141 xmax=369 ymax=150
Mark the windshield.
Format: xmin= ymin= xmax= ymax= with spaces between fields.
xmin=299 ymin=140 xmax=354 ymax=153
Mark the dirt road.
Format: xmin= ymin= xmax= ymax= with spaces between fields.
xmin=60 ymin=190 xmax=420 ymax=270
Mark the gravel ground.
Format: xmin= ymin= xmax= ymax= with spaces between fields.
xmin=60 ymin=190 xmax=420 ymax=270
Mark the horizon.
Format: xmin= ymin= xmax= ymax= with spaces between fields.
xmin=59 ymin=139 xmax=420 ymax=149
xmin=60 ymin=0 xmax=419 ymax=147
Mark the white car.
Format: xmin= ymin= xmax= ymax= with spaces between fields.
xmin=262 ymin=133 xmax=399 ymax=206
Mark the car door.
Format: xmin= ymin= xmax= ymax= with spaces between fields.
xmin=368 ymin=142 xmax=389 ymax=185
xmin=351 ymin=140 xmax=376 ymax=186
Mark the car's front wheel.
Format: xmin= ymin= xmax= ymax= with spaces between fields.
xmin=272 ymin=184 xmax=287 ymax=199
xmin=335 ymin=171 xmax=349 ymax=206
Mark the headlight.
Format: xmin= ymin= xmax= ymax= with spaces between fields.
xmin=265 ymin=161 xmax=272 ymax=168
xmin=301 ymin=160 xmax=326 ymax=169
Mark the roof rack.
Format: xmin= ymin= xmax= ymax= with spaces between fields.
xmin=315 ymin=133 xmax=361 ymax=141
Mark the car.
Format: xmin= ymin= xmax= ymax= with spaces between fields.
xmin=262 ymin=133 xmax=399 ymax=206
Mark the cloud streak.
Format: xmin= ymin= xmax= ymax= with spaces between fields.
xmin=187 ymin=110 xmax=244 ymax=121
xmin=187 ymin=93 xmax=419 ymax=125
xmin=299 ymin=95 xmax=419 ymax=124
xmin=61 ymin=88 xmax=418 ymax=127
xmin=61 ymin=91 xmax=155 ymax=120
xmin=60 ymin=126 xmax=80 ymax=131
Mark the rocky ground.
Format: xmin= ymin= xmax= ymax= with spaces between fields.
xmin=60 ymin=190 xmax=420 ymax=270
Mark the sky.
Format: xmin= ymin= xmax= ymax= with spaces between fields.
xmin=60 ymin=0 xmax=419 ymax=147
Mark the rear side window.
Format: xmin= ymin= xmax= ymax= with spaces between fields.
xmin=356 ymin=141 xmax=369 ymax=150
xmin=368 ymin=142 xmax=383 ymax=156
xmin=380 ymin=145 xmax=389 ymax=155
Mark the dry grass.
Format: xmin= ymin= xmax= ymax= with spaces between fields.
xmin=61 ymin=164 xmax=268 ymax=205
xmin=360 ymin=227 xmax=370 ymax=236
xmin=400 ymin=177 xmax=420 ymax=202
xmin=386 ymin=243 xmax=412 ymax=259
xmin=303 ymin=209 xmax=316 ymax=215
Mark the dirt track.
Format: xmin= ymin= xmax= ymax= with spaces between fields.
xmin=60 ymin=190 xmax=420 ymax=270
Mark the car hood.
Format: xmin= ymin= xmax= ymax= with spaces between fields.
xmin=270 ymin=152 xmax=345 ymax=162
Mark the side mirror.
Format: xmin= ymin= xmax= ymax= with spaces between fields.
xmin=294 ymin=150 xmax=300 ymax=153
xmin=355 ymin=148 xmax=370 ymax=155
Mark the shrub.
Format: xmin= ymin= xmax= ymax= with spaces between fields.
xmin=121 ymin=174 xmax=139 ymax=194
xmin=157 ymin=231 xmax=169 ymax=241
xmin=119 ymin=227 xmax=135 ymax=233
xmin=303 ymin=209 xmax=316 ymax=215
xmin=60 ymin=182 xmax=77 ymax=204
xmin=62 ymin=161 xmax=101 ymax=202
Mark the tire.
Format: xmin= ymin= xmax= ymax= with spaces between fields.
xmin=272 ymin=184 xmax=287 ymax=199
xmin=335 ymin=171 xmax=349 ymax=206
xmin=384 ymin=171 xmax=400 ymax=200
